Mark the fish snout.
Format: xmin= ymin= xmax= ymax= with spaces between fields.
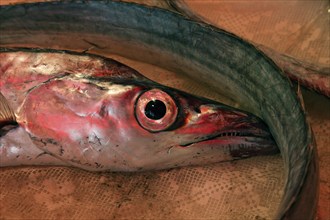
xmin=175 ymin=103 xmax=279 ymax=160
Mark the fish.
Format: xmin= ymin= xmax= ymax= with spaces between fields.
xmin=0 ymin=49 xmax=277 ymax=171
xmin=0 ymin=1 xmax=318 ymax=219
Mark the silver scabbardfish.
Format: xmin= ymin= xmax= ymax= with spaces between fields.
xmin=0 ymin=49 xmax=277 ymax=171
xmin=0 ymin=1 xmax=318 ymax=219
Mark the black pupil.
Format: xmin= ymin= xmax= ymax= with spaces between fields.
xmin=145 ymin=100 xmax=167 ymax=120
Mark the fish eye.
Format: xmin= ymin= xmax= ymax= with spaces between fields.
xmin=135 ymin=89 xmax=178 ymax=132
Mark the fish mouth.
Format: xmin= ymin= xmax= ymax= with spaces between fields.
xmin=179 ymin=119 xmax=279 ymax=159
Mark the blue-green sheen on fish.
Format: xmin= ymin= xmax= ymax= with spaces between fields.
xmin=0 ymin=1 xmax=318 ymax=219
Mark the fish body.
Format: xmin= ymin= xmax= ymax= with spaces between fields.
xmin=0 ymin=1 xmax=318 ymax=219
xmin=1 ymin=50 xmax=276 ymax=171
xmin=170 ymin=0 xmax=330 ymax=97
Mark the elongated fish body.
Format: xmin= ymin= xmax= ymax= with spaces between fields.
xmin=0 ymin=1 xmax=318 ymax=219
xmin=169 ymin=0 xmax=330 ymax=97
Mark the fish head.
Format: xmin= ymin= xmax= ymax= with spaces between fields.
xmin=19 ymin=74 xmax=277 ymax=172
xmin=123 ymin=83 xmax=278 ymax=170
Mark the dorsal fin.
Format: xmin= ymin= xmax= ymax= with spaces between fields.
xmin=0 ymin=92 xmax=16 ymax=128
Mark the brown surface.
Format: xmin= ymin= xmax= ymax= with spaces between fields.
xmin=0 ymin=0 xmax=329 ymax=219
xmin=303 ymin=90 xmax=330 ymax=220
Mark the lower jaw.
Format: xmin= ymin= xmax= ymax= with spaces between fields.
xmin=182 ymin=136 xmax=279 ymax=159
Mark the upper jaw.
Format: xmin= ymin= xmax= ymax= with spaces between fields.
xmin=179 ymin=125 xmax=275 ymax=147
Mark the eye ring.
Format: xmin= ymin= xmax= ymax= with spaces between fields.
xmin=135 ymin=89 xmax=178 ymax=132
